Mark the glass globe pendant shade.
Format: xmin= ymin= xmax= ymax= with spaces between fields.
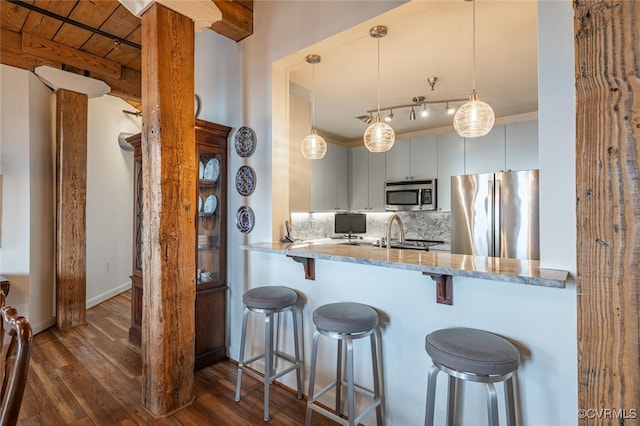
xmin=301 ymin=128 xmax=327 ymax=159
xmin=453 ymin=90 xmax=495 ymax=138
xmin=364 ymin=115 xmax=395 ymax=153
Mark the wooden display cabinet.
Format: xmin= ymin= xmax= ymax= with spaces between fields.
xmin=128 ymin=119 xmax=231 ymax=371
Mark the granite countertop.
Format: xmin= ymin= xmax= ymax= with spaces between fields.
xmin=241 ymin=241 xmax=569 ymax=288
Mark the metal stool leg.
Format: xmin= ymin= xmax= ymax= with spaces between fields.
xmin=336 ymin=339 xmax=343 ymax=415
xmin=346 ymin=339 xmax=355 ymax=426
xmin=291 ymin=307 xmax=303 ymax=399
xmin=446 ymin=375 xmax=457 ymax=426
xmin=424 ymin=365 xmax=440 ymax=426
xmin=505 ymin=376 xmax=516 ymax=426
xmin=306 ymin=330 xmax=321 ymax=426
xmin=235 ymin=307 xmax=250 ymax=402
xmin=370 ymin=330 xmax=383 ymax=426
xmin=263 ymin=312 xmax=274 ymax=421
xmin=485 ymin=382 xmax=499 ymax=426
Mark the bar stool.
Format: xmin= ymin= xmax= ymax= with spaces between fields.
xmin=306 ymin=302 xmax=384 ymax=426
xmin=235 ymin=286 xmax=303 ymax=421
xmin=424 ymin=327 xmax=520 ymax=426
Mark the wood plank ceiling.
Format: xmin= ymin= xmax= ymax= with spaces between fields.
xmin=0 ymin=0 xmax=253 ymax=106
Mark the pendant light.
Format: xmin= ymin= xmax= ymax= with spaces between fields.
xmin=364 ymin=25 xmax=395 ymax=153
xmin=453 ymin=0 xmax=495 ymax=138
xmin=300 ymin=54 xmax=327 ymax=160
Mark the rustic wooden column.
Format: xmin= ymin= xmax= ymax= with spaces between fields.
xmin=55 ymin=89 xmax=88 ymax=329
xmin=575 ymin=0 xmax=640 ymax=420
xmin=140 ymin=3 xmax=196 ymax=416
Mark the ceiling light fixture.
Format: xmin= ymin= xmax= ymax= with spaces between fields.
xmin=453 ymin=0 xmax=495 ymax=137
xmin=445 ymin=102 xmax=456 ymax=115
xmin=365 ymin=113 xmax=374 ymax=124
xmin=385 ymin=109 xmax=394 ymax=122
xmin=360 ymin=92 xmax=466 ymax=126
xmin=364 ymin=25 xmax=395 ymax=153
xmin=300 ymin=54 xmax=327 ymax=160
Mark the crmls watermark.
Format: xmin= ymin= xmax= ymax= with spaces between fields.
xmin=577 ymin=408 xmax=638 ymax=420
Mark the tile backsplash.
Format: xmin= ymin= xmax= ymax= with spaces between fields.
xmin=290 ymin=211 xmax=451 ymax=243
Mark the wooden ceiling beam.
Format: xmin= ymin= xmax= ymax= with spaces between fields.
xmin=211 ymin=0 xmax=253 ymax=42
xmin=22 ymin=32 xmax=122 ymax=79
xmin=1 ymin=29 xmax=141 ymax=102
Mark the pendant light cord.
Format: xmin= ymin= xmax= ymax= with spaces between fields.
xmin=472 ymin=0 xmax=476 ymax=90
xmin=311 ymin=62 xmax=316 ymax=129
xmin=377 ymin=36 xmax=381 ymax=115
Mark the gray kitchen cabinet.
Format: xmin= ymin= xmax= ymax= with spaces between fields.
xmin=369 ymin=151 xmax=386 ymax=210
xmin=385 ymin=139 xmax=411 ymax=181
xmin=385 ymin=136 xmax=438 ymax=182
xmin=437 ymin=132 xmax=465 ymax=211
xmin=410 ymin=135 xmax=438 ymax=180
xmin=464 ymin=124 xmax=506 ymax=175
xmin=312 ymin=142 xmax=349 ymax=211
xmin=506 ymin=119 xmax=538 ymax=170
xmin=350 ymin=146 xmax=386 ymax=211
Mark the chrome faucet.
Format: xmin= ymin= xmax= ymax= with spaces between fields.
xmin=385 ymin=213 xmax=405 ymax=249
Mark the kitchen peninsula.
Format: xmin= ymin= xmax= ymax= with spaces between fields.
xmin=241 ymin=241 xmax=569 ymax=304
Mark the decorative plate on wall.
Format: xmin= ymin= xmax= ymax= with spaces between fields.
xmin=236 ymin=206 xmax=255 ymax=233
xmin=235 ymin=165 xmax=256 ymax=196
xmin=234 ymin=126 xmax=256 ymax=157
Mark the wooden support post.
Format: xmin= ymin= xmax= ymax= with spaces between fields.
xmin=55 ymin=89 xmax=88 ymax=329
xmin=140 ymin=3 xmax=196 ymax=416
xmin=575 ymin=0 xmax=640 ymax=419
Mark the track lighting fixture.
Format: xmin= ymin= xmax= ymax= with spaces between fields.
xmin=385 ymin=109 xmax=394 ymax=122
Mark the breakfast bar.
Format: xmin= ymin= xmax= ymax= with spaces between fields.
xmin=241 ymin=241 xmax=569 ymax=304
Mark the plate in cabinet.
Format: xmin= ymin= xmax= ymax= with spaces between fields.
xmin=235 ymin=165 xmax=256 ymax=196
xmin=204 ymin=158 xmax=220 ymax=182
xmin=236 ymin=206 xmax=255 ymax=233
xmin=234 ymin=127 xmax=256 ymax=157
xmin=204 ymin=195 xmax=218 ymax=214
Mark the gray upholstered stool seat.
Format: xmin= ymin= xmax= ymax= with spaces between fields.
xmin=235 ymin=286 xmax=303 ymax=421
xmin=425 ymin=327 xmax=520 ymax=376
xmin=306 ymin=302 xmax=384 ymax=426
xmin=243 ymin=286 xmax=298 ymax=310
xmin=313 ymin=302 xmax=379 ymax=334
xmin=424 ymin=327 xmax=520 ymax=426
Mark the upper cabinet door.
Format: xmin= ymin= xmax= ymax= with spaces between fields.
xmin=368 ymin=152 xmax=386 ymax=211
xmin=506 ymin=120 xmax=539 ymax=171
xmin=350 ymin=146 xmax=370 ymax=211
xmin=437 ymin=132 xmax=465 ymax=212
xmin=464 ymin=124 xmax=506 ymax=175
xmin=410 ymin=135 xmax=438 ymax=180
xmin=385 ymin=139 xmax=411 ymax=181
xmin=334 ymin=144 xmax=349 ymax=211
xmin=312 ymin=142 xmax=349 ymax=211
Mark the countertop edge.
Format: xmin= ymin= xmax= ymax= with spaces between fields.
xmin=240 ymin=242 xmax=569 ymax=289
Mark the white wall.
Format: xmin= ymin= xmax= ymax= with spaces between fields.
xmin=204 ymin=1 xmax=578 ymax=425
xmin=1 ymin=65 xmax=141 ymax=331
xmin=86 ymin=95 xmax=141 ymax=307
xmin=0 ymin=65 xmax=55 ymax=332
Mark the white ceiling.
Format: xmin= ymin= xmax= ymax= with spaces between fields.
xmin=283 ymin=0 xmax=539 ymax=143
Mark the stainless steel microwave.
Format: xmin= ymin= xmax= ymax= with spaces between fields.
xmin=385 ymin=180 xmax=437 ymax=211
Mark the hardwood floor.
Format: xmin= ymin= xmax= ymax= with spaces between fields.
xmin=18 ymin=291 xmax=338 ymax=425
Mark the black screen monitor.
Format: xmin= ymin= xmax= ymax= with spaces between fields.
xmin=334 ymin=213 xmax=366 ymax=235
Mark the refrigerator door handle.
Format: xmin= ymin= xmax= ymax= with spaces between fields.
xmin=493 ymin=178 xmax=501 ymax=257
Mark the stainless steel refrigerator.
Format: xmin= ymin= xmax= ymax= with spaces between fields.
xmin=450 ymin=170 xmax=539 ymax=260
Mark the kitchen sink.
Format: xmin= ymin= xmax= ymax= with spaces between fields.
xmin=339 ymin=239 xmax=444 ymax=251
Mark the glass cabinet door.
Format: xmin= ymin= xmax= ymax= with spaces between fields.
xmin=197 ymin=150 xmax=223 ymax=286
